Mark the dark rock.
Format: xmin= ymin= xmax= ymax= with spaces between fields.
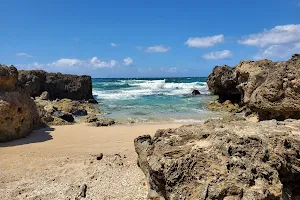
xmin=34 ymin=99 xmax=102 ymax=125
xmin=206 ymin=65 xmax=241 ymax=102
xmin=135 ymin=118 xmax=300 ymax=199
xmin=17 ymin=70 xmax=46 ymax=97
xmin=79 ymin=184 xmax=87 ymax=198
xmin=88 ymin=98 xmax=98 ymax=104
xmin=58 ymin=113 xmax=74 ymax=123
xmin=91 ymin=118 xmax=115 ymax=127
xmin=72 ymin=109 xmax=88 ymax=116
xmin=96 ymin=153 xmax=103 ymax=161
xmin=191 ymin=89 xmax=201 ymax=96
xmin=18 ymin=70 xmax=93 ymax=100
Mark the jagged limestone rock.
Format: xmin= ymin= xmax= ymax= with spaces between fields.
xmin=135 ymin=117 xmax=300 ymax=199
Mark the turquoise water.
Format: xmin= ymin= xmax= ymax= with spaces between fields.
xmin=92 ymin=77 xmax=220 ymax=123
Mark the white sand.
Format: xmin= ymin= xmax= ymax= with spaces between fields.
xmin=0 ymin=123 xmax=182 ymax=200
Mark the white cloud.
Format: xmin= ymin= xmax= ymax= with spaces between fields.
xmin=123 ymin=57 xmax=133 ymax=66
xmin=16 ymin=52 xmax=33 ymax=57
xmin=185 ymin=34 xmax=224 ymax=48
xmin=89 ymin=57 xmax=118 ymax=68
xmin=51 ymin=58 xmax=81 ymax=67
xmin=138 ymin=68 xmax=152 ymax=73
xmin=31 ymin=62 xmax=44 ymax=68
xmin=111 ymin=42 xmax=118 ymax=47
xmin=238 ymin=24 xmax=300 ymax=47
xmin=146 ymin=45 xmax=170 ymax=53
xmin=160 ymin=67 xmax=177 ymax=73
xmin=202 ymin=50 xmax=232 ymax=60
xmin=136 ymin=46 xmax=143 ymax=51
xmin=254 ymin=43 xmax=300 ymax=60
xmin=167 ymin=67 xmax=177 ymax=73
xmin=18 ymin=57 xmax=119 ymax=70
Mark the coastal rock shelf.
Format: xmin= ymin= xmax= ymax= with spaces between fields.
xmin=135 ymin=116 xmax=300 ymax=200
xmin=207 ymin=54 xmax=300 ymax=120
xmin=0 ymin=65 xmax=41 ymax=142
xmin=18 ymin=69 xmax=94 ymax=101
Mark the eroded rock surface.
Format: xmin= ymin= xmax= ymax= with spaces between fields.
xmin=18 ymin=70 xmax=95 ymax=101
xmin=35 ymin=98 xmax=102 ymax=125
xmin=80 ymin=114 xmax=115 ymax=127
xmin=206 ymin=65 xmax=240 ymax=102
xmin=207 ymin=54 xmax=300 ymax=120
xmin=135 ymin=117 xmax=300 ymax=200
xmin=206 ymin=100 xmax=245 ymax=113
xmin=0 ymin=65 xmax=41 ymax=142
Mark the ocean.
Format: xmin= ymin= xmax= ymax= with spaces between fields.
xmin=92 ymin=77 xmax=221 ymax=123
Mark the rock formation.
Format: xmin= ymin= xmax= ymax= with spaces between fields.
xmin=135 ymin=116 xmax=300 ymax=199
xmin=206 ymin=100 xmax=245 ymax=113
xmin=192 ymin=90 xmax=201 ymax=96
xmin=80 ymin=114 xmax=115 ymax=126
xmin=207 ymin=65 xmax=240 ymax=103
xmin=35 ymin=98 xmax=102 ymax=125
xmin=0 ymin=65 xmax=41 ymax=142
xmin=18 ymin=70 xmax=95 ymax=101
xmin=207 ymin=54 xmax=300 ymax=120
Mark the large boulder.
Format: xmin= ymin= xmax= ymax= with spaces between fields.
xmin=192 ymin=90 xmax=201 ymax=96
xmin=43 ymin=73 xmax=93 ymax=100
xmin=0 ymin=65 xmax=18 ymax=91
xmin=0 ymin=65 xmax=41 ymax=142
xmin=235 ymin=55 xmax=300 ymax=120
xmin=18 ymin=70 xmax=95 ymax=101
xmin=134 ymin=117 xmax=300 ymax=199
xmin=207 ymin=54 xmax=300 ymax=120
xmin=206 ymin=65 xmax=241 ymax=102
xmin=17 ymin=70 xmax=46 ymax=97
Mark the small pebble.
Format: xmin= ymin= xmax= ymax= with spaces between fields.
xmin=96 ymin=153 xmax=103 ymax=161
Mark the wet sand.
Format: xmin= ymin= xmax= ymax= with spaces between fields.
xmin=0 ymin=123 xmax=182 ymax=200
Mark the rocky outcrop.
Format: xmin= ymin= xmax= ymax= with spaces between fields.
xmin=80 ymin=114 xmax=115 ymax=126
xmin=91 ymin=118 xmax=115 ymax=127
xmin=35 ymin=98 xmax=102 ymax=125
xmin=207 ymin=54 xmax=300 ymax=120
xmin=18 ymin=70 xmax=95 ymax=101
xmin=206 ymin=65 xmax=240 ymax=102
xmin=0 ymin=65 xmax=41 ymax=142
xmin=207 ymin=100 xmax=245 ymax=113
xmin=192 ymin=90 xmax=201 ymax=96
xmin=134 ymin=116 xmax=300 ymax=200
xmin=0 ymin=65 xmax=18 ymax=91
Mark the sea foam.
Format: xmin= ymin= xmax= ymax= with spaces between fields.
xmin=93 ymin=79 xmax=209 ymax=100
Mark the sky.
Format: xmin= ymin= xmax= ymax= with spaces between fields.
xmin=1 ymin=0 xmax=300 ymax=78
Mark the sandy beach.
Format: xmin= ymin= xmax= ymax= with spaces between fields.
xmin=0 ymin=123 xmax=182 ymax=200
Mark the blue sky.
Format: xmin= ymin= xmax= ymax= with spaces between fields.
xmin=1 ymin=0 xmax=300 ymax=77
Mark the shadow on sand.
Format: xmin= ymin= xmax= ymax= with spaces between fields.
xmin=0 ymin=126 xmax=55 ymax=147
